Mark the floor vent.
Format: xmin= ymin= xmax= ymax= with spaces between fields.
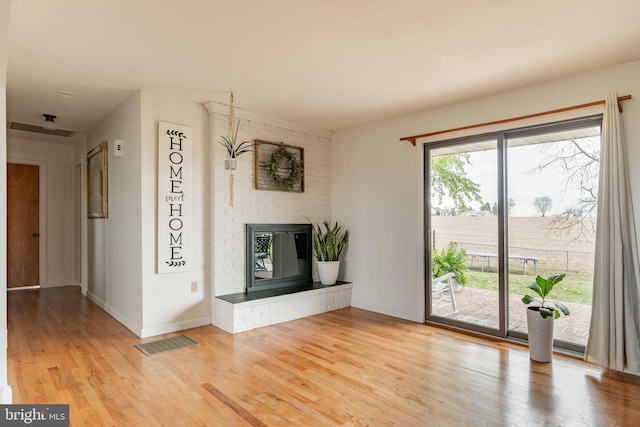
xmin=8 ymin=121 xmax=76 ymax=137
xmin=135 ymin=335 xmax=198 ymax=356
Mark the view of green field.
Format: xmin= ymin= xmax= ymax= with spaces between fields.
xmin=431 ymin=216 xmax=596 ymax=305
xmin=466 ymin=270 xmax=593 ymax=305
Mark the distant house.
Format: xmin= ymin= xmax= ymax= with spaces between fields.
xmin=459 ymin=210 xmax=493 ymax=217
xmin=431 ymin=207 xmax=451 ymax=216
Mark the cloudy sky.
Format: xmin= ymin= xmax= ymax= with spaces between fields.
xmin=434 ymin=137 xmax=600 ymax=217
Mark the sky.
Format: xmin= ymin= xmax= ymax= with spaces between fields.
xmin=433 ymin=136 xmax=600 ymax=217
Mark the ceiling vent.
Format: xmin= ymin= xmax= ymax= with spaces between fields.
xmin=7 ymin=121 xmax=76 ymax=137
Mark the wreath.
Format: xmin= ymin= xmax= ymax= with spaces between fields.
xmin=268 ymin=146 xmax=303 ymax=191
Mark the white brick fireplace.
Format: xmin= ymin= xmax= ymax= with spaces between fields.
xmin=204 ymin=101 xmax=351 ymax=333
xmin=212 ymin=283 xmax=353 ymax=333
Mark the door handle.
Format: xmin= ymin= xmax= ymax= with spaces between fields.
xmin=32 ymin=232 xmax=40 ymax=237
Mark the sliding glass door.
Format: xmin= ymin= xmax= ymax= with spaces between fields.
xmin=427 ymin=136 xmax=504 ymax=334
xmin=426 ymin=116 xmax=601 ymax=352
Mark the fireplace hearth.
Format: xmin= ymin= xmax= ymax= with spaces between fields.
xmin=210 ymin=223 xmax=352 ymax=334
xmin=213 ymin=282 xmax=352 ymax=333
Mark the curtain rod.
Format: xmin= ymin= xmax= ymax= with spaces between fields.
xmin=400 ymin=95 xmax=632 ymax=146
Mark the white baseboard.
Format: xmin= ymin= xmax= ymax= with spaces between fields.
xmin=85 ymin=291 xmax=141 ymax=337
xmin=140 ymin=317 xmax=212 ymax=339
xmin=85 ymin=290 xmax=106 ymax=309
xmin=0 ymin=385 xmax=12 ymax=404
xmin=350 ymin=299 xmax=424 ymax=323
xmin=85 ymin=291 xmax=211 ymax=339
xmin=39 ymin=282 xmax=81 ymax=288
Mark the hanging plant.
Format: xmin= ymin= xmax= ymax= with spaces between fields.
xmin=218 ymin=120 xmax=253 ymax=160
xmin=268 ymin=146 xmax=303 ymax=191
xmin=217 ymin=92 xmax=253 ymax=206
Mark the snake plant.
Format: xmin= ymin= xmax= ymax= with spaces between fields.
xmin=309 ymin=219 xmax=349 ymax=262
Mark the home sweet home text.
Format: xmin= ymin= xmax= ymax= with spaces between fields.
xmin=157 ymin=122 xmax=192 ymax=273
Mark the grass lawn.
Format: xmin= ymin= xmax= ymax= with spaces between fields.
xmin=466 ymin=267 xmax=593 ymax=305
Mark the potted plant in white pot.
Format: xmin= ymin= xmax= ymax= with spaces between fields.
xmin=218 ymin=92 xmax=253 ymax=207
xmin=521 ymin=273 xmax=570 ymax=362
xmin=218 ymin=120 xmax=253 ymax=170
xmin=309 ymin=219 xmax=349 ymax=285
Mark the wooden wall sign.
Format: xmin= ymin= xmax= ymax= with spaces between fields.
xmin=254 ymin=139 xmax=304 ymax=192
xmin=157 ymin=121 xmax=192 ymax=273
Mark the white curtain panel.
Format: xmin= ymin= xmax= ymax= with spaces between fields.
xmin=585 ymin=93 xmax=640 ymax=373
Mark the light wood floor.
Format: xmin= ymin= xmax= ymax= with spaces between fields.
xmin=7 ymin=286 xmax=640 ymax=426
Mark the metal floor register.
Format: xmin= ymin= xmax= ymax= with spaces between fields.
xmin=135 ymin=335 xmax=198 ymax=356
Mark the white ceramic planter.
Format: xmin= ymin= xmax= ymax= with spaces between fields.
xmin=317 ymin=261 xmax=340 ymax=285
xmin=225 ymin=158 xmax=237 ymax=170
xmin=526 ymin=307 xmax=554 ymax=362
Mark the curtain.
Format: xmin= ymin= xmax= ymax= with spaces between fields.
xmin=585 ymin=92 xmax=640 ymax=372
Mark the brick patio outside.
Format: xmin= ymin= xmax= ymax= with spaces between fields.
xmin=433 ymin=286 xmax=592 ymax=346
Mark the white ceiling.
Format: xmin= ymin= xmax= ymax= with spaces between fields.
xmin=5 ymin=0 xmax=640 ymax=134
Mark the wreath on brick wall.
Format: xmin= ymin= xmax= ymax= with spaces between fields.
xmin=268 ymin=146 xmax=303 ymax=191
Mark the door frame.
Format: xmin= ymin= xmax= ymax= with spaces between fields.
xmin=424 ymin=133 xmax=509 ymax=338
xmin=73 ymin=161 xmax=88 ymax=294
xmin=7 ymin=159 xmax=47 ymax=287
xmin=423 ymin=116 xmax=602 ymax=353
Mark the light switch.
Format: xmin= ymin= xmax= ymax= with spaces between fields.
xmin=114 ymin=139 xmax=125 ymax=157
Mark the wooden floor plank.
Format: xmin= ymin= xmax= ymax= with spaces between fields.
xmin=7 ymin=286 xmax=640 ymax=426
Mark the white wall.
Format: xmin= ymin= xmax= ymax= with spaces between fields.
xmin=86 ymin=91 xmax=143 ymax=334
xmin=332 ymin=60 xmax=640 ymax=323
xmin=7 ymin=136 xmax=75 ymax=287
xmin=82 ymin=88 xmax=330 ymax=338
xmin=0 ymin=0 xmax=12 ymax=403
xmin=138 ymin=89 xmax=211 ymax=338
xmin=204 ymin=102 xmax=334 ymax=303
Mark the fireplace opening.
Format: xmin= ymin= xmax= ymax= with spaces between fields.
xmin=245 ymin=224 xmax=313 ymax=293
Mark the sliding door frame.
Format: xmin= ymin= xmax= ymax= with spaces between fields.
xmin=424 ymin=115 xmax=602 ymax=352
xmin=424 ymin=132 xmax=509 ymax=337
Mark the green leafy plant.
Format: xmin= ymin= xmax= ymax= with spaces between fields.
xmin=431 ymin=242 xmax=468 ymax=285
xmin=218 ymin=121 xmax=253 ymax=159
xmin=309 ymin=219 xmax=349 ymax=262
xmin=522 ymin=274 xmax=571 ymax=319
xmin=431 ymin=154 xmax=482 ymax=213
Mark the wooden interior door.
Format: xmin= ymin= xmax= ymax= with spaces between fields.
xmin=7 ymin=163 xmax=40 ymax=288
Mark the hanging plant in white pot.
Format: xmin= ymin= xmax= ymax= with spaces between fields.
xmin=309 ymin=219 xmax=349 ymax=285
xmin=217 ymin=92 xmax=253 ymax=206
xmin=522 ymin=273 xmax=571 ymax=362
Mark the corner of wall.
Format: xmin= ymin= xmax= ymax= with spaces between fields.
xmin=138 ymin=90 xmax=211 ymax=337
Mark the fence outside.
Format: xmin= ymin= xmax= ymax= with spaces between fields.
xmin=451 ymin=241 xmax=595 ymax=274
xmin=430 ymin=216 xmax=597 ymax=275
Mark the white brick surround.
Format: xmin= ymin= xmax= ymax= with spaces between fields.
xmin=204 ymin=101 xmax=349 ymax=332
xmin=213 ymin=283 xmax=352 ymax=333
